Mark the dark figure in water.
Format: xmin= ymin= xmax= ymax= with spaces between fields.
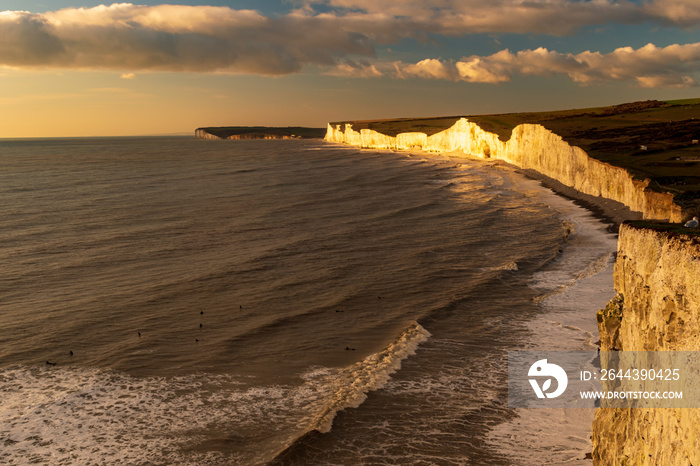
xmin=69 ymin=351 xmax=73 ymax=356
xmin=200 ymin=311 xmax=204 ymax=315
xmin=138 ymin=331 xmax=141 ymax=338
xmin=200 ymin=323 xmax=203 ymax=328
xmin=46 ymin=361 xmax=57 ymax=366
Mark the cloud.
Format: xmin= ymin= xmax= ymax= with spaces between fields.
xmin=308 ymin=0 xmax=700 ymax=35
xmin=0 ymin=4 xmax=375 ymax=75
xmin=395 ymin=58 xmax=458 ymax=81
xmin=454 ymin=50 xmax=517 ymax=84
xmin=325 ymin=59 xmax=382 ymax=77
xmin=396 ymin=43 xmax=700 ymax=88
xmin=86 ymin=87 xmax=135 ymax=94
xmin=120 ymin=73 xmax=136 ymax=79
xmin=1 ymin=2 xmax=699 ymax=78
xmin=643 ymin=0 xmax=700 ymax=26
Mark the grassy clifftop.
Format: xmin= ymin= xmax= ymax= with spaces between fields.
xmin=330 ymin=98 xmax=700 ymax=211
xmin=196 ymin=126 xmax=326 ymax=139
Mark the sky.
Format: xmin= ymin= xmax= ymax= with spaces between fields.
xmin=1 ymin=1 xmax=699 ymax=137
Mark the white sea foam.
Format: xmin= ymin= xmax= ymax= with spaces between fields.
xmin=303 ymin=321 xmax=431 ymax=433
xmin=311 ymin=337 xmax=508 ymax=465
xmin=487 ymin=181 xmax=619 ymax=465
xmin=0 ymin=367 xmax=317 ymax=464
xmin=0 ymin=367 xmax=311 ymax=464
xmin=0 ymin=322 xmax=431 ymax=465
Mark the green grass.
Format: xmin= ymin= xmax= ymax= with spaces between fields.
xmin=197 ymin=126 xmax=326 ymax=139
xmin=625 ymin=220 xmax=700 ymax=237
xmin=664 ymin=98 xmax=700 ymax=105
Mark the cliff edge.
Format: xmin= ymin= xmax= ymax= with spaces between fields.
xmin=325 ymin=119 xmax=686 ymax=222
xmin=593 ymin=223 xmax=700 ymax=464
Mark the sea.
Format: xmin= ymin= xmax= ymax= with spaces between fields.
xmin=0 ymin=137 xmax=618 ymax=465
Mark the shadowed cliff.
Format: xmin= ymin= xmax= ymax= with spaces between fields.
xmin=196 ymin=126 xmax=326 ymax=140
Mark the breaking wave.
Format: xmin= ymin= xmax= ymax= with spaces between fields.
xmin=271 ymin=322 xmax=431 ymax=462
xmin=1 ymin=323 xmax=430 ymax=466
xmin=308 ymin=321 xmax=430 ymax=433
xmin=532 ymin=252 xmax=615 ymax=304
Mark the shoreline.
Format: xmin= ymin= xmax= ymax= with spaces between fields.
xmin=325 ymin=118 xmax=687 ymax=223
xmin=408 ymin=148 xmax=618 ymax=464
xmin=422 ymin=151 xmax=614 ymax=464
xmin=425 ymin=150 xmax=644 ymax=232
xmin=516 ymin=167 xmax=643 ymax=233
xmin=472 ymin=151 xmax=618 ymax=464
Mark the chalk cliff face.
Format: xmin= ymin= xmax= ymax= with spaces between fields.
xmin=593 ymin=224 xmax=700 ymax=464
xmin=325 ymin=119 xmax=683 ymax=222
xmin=328 ymin=118 xmax=699 ymax=461
xmin=195 ymin=129 xmax=222 ymax=140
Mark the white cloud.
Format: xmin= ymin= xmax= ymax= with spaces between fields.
xmin=120 ymin=72 xmax=136 ymax=79
xmin=0 ymin=2 xmax=699 ymax=79
xmin=0 ymin=4 xmax=375 ymax=75
xmin=396 ymin=42 xmax=700 ymax=88
xmin=455 ymin=51 xmax=516 ymax=83
xmin=326 ymin=59 xmax=382 ymax=77
xmin=396 ymin=58 xmax=458 ymax=81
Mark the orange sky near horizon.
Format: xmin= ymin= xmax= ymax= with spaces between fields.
xmin=1 ymin=2 xmax=699 ymax=138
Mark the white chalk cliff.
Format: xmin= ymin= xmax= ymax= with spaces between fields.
xmin=195 ymin=129 xmax=221 ymax=140
xmin=594 ymin=223 xmax=700 ymax=464
xmin=325 ymin=119 xmax=684 ymax=222
xmin=327 ymin=118 xmax=698 ymax=463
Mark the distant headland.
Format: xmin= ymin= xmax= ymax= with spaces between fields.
xmin=195 ymin=126 xmax=326 ymax=140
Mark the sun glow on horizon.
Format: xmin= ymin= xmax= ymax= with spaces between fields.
xmin=0 ymin=1 xmax=699 ymax=137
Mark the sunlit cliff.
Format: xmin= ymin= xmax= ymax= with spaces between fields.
xmin=325 ymin=119 xmax=685 ymax=222
xmin=326 ymin=117 xmax=699 ymax=463
xmin=594 ymin=223 xmax=700 ymax=464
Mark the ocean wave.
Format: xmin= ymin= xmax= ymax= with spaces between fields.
xmin=232 ymin=168 xmax=259 ymax=174
xmin=308 ymin=321 xmax=431 ymax=433
xmin=374 ymin=201 xmax=440 ymax=221
xmin=0 ymin=367 xmax=254 ymax=465
xmin=532 ymin=251 xmax=615 ymax=304
xmin=270 ymin=322 xmax=431 ymax=462
xmin=484 ymin=261 xmax=519 ymax=273
xmin=545 ymin=320 xmax=597 ymax=347
xmin=4 ymin=358 xmax=421 ymax=465
xmin=574 ymin=252 xmax=615 ymax=280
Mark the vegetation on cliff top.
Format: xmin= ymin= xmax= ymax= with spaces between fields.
xmin=624 ymin=219 xmax=700 ymax=239
xmin=196 ymin=126 xmax=326 ymax=139
xmin=330 ymin=98 xmax=700 ymax=212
